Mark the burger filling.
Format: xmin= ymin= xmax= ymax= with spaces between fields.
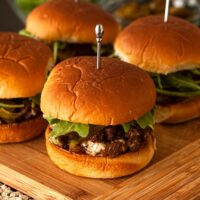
xmin=44 ymin=112 xmax=154 ymax=158
xmin=19 ymin=30 xmax=114 ymax=63
xmin=150 ymin=69 xmax=200 ymax=105
xmin=52 ymin=42 xmax=113 ymax=63
xmin=0 ymin=94 xmax=41 ymax=124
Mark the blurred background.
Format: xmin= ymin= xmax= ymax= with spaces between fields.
xmin=0 ymin=1 xmax=23 ymax=31
xmin=0 ymin=0 xmax=200 ymax=30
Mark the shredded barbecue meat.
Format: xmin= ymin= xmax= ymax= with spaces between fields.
xmin=56 ymin=124 xmax=152 ymax=158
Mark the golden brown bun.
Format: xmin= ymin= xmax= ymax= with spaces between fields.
xmin=0 ymin=115 xmax=47 ymax=143
xmin=0 ymin=32 xmax=53 ymax=98
xmin=154 ymin=97 xmax=200 ymax=124
xmin=41 ymin=56 xmax=156 ymax=125
xmin=45 ymin=126 xmax=155 ymax=178
xmin=114 ymin=15 xmax=200 ymax=74
xmin=26 ymin=0 xmax=119 ymax=44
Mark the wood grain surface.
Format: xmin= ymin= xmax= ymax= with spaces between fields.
xmin=0 ymin=119 xmax=199 ymax=200
xmin=96 ymin=139 xmax=200 ymax=200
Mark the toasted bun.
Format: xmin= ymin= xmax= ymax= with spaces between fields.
xmin=26 ymin=0 xmax=119 ymax=44
xmin=0 ymin=115 xmax=47 ymax=143
xmin=41 ymin=56 xmax=156 ymax=125
xmin=0 ymin=32 xmax=53 ymax=98
xmin=114 ymin=15 xmax=200 ymax=74
xmin=45 ymin=126 xmax=155 ymax=178
xmin=154 ymin=97 xmax=200 ymax=124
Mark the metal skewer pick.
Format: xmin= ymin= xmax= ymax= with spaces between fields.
xmin=95 ymin=24 xmax=104 ymax=70
xmin=164 ymin=0 xmax=170 ymax=22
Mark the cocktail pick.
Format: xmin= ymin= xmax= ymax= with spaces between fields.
xmin=164 ymin=0 xmax=170 ymax=22
xmin=95 ymin=24 xmax=104 ymax=70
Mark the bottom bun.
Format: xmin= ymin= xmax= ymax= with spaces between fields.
xmin=0 ymin=115 xmax=47 ymax=143
xmin=45 ymin=126 xmax=155 ymax=178
xmin=154 ymin=97 xmax=200 ymax=124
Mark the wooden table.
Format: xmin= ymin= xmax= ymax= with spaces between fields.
xmin=0 ymin=119 xmax=199 ymax=199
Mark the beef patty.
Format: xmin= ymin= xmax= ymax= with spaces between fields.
xmin=51 ymin=124 xmax=153 ymax=158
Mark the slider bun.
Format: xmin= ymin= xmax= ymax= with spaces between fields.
xmin=45 ymin=126 xmax=155 ymax=178
xmin=115 ymin=15 xmax=200 ymax=74
xmin=41 ymin=56 xmax=156 ymax=126
xmin=26 ymin=0 xmax=119 ymax=44
xmin=0 ymin=115 xmax=47 ymax=143
xmin=154 ymin=97 xmax=200 ymax=124
xmin=0 ymin=32 xmax=53 ymax=98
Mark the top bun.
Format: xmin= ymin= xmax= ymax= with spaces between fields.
xmin=41 ymin=56 xmax=156 ymax=125
xmin=0 ymin=32 xmax=53 ymax=98
xmin=114 ymin=15 xmax=200 ymax=74
xmin=26 ymin=0 xmax=120 ymax=44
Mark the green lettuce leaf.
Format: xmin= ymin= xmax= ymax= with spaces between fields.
xmin=53 ymin=41 xmax=67 ymax=63
xmin=0 ymin=108 xmax=27 ymax=123
xmin=29 ymin=94 xmax=41 ymax=108
xmin=192 ymin=69 xmax=200 ymax=75
xmin=122 ymin=112 xmax=153 ymax=133
xmin=136 ymin=112 xmax=153 ymax=129
xmin=0 ymin=99 xmax=29 ymax=123
xmin=44 ymin=116 xmax=59 ymax=125
xmin=151 ymin=69 xmax=200 ymax=98
xmin=156 ymin=89 xmax=200 ymax=97
xmin=0 ymin=102 xmax=24 ymax=109
xmin=46 ymin=111 xmax=153 ymax=145
xmin=167 ymin=74 xmax=200 ymax=91
xmin=44 ymin=116 xmax=89 ymax=144
xmin=19 ymin=29 xmax=34 ymax=38
xmin=0 ymin=97 xmax=41 ymax=123
xmin=122 ymin=122 xmax=133 ymax=133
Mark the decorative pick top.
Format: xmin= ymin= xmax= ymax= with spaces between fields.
xmin=164 ymin=0 xmax=170 ymax=23
xmin=95 ymin=24 xmax=104 ymax=70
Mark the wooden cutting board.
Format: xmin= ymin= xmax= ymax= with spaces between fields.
xmin=0 ymin=119 xmax=199 ymax=200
